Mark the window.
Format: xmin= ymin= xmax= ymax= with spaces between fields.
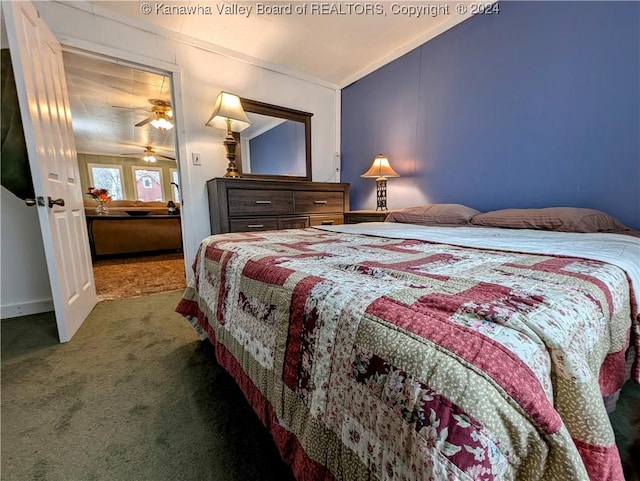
xmin=170 ymin=168 xmax=181 ymax=203
xmin=87 ymin=164 xmax=124 ymax=200
xmin=132 ymin=167 xmax=163 ymax=201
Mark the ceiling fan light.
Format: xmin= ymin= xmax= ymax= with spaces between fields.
xmin=151 ymin=116 xmax=174 ymax=131
xmin=143 ymin=147 xmax=157 ymax=163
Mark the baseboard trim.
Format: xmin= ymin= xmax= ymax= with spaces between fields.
xmin=1 ymin=299 xmax=54 ymax=320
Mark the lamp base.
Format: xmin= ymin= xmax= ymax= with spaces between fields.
xmin=223 ymin=133 xmax=240 ymax=178
xmin=375 ymin=178 xmax=388 ymax=211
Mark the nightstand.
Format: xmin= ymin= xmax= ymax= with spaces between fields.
xmin=344 ymin=210 xmax=393 ymax=224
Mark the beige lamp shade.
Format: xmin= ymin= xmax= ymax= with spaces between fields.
xmin=205 ymin=92 xmax=252 ymax=132
xmin=361 ymin=155 xmax=399 ymax=179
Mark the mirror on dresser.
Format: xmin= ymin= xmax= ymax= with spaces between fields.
xmin=236 ymin=98 xmax=312 ymax=181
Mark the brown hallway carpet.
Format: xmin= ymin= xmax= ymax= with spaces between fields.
xmin=93 ymin=253 xmax=187 ymax=301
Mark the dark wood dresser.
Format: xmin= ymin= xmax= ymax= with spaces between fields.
xmin=206 ymin=178 xmax=350 ymax=234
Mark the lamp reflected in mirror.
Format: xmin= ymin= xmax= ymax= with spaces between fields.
xmin=206 ymin=92 xmax=252 ymax=177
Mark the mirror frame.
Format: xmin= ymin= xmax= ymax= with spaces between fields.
xmin=237 ymin=98 xmax=313 ymax=181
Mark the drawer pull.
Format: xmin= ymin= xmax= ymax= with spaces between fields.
xmin=255 ymin=200 xmax=272 ymax=205
xmin=321 ymin=220 xmax=334 ymax=225
xmin=313 ymin=200 xmax=328 ymax=204
xmin=247 ymin=224 xmax=264 ymax=228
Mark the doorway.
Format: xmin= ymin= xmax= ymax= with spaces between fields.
xmin=62 ymin=50 xmax=187 ymax=300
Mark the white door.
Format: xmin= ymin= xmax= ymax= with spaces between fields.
xmin=4 ymin=1 xmax=97 ymax=342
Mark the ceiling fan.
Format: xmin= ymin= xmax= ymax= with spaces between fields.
xmin=135 ymin=99 xmax=174 ymax=130
xmin=112 ymin=99 xmax=174 ymax=130
xmin=120 ymin=146 xmax=176 ymax=162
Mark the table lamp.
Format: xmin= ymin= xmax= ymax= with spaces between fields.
xmin=361 ymin=154 xmax=399 ymax=210
xmin=206 ymin=92 xmax=251 ymax=177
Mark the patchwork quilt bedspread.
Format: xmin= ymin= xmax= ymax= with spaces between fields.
xmin=176 ymin=226 xmax=639 ymax=481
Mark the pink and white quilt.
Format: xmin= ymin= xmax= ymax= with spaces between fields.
xmin=176 ymin=224 xmax=639 ymax=481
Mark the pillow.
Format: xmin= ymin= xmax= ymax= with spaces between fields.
xmin=470 ymin=207 xmax=630 ymax=233
xmin=385 ymin=204 xmax=480 ymax=226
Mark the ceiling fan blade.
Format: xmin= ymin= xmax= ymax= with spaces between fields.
xmin=158 ymin=154 xmax=176 ymax=161
xmin=112 ymin=104 xmax=151 ymax=111
xmin=135 ymin=116 xmax=154 ymax=127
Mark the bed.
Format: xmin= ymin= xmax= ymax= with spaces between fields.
xmin=176 ymin=205 xmax=639 ymax=481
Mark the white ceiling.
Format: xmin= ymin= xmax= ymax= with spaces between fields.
xmin=92 ymin=1 xmax=471 ymax=87
xmin=64 ymin=51 xmax=176 ymax=160
xmin=63 ymin=1 xmax=473 ymax=158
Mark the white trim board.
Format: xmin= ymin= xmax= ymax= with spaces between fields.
xmin=1 ymin=299 xmax=55 ymax=320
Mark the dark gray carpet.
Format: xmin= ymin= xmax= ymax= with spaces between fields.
xmin=1 ymin=290 xmax=295 ymax=481
xmin=2 ymin=290 xmax=639 ymax=480
xmin=611 ymin=378 xmax=640 ymax=480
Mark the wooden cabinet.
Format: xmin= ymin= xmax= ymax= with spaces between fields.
xmin=207 ymin=178 xmax=350 ymax=234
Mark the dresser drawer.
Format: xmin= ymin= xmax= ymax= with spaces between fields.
xmin=278 ymin=216 xmax=310 ymax=229
xmin=294 ymin=191 xmax=344 ymax=214
xmin=228 ymin=189 xmax=293 ymax=216
xmin=309 ymin=214 xmax=343 ymax=227
xmin=229 ymin=218 xmax=279 ymax=232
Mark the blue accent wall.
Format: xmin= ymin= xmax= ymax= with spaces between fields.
xmin=250 ymin=121 xmax=306 ymax=176
xmin=341 ymin=1 xmax=640 ymax=229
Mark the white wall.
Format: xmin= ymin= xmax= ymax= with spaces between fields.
xmin=0 ymin=187 xmax=53 ymax=318
xmin=1 ymin=1 xmax=341 ymax=316
xmin=40 ymin=0 xmax=341 ymax=267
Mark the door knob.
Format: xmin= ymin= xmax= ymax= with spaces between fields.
xmin=47 ymin=197 xmax=65 ymax=208
xmin=24 ymin=198 xmax=37 ymax=206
